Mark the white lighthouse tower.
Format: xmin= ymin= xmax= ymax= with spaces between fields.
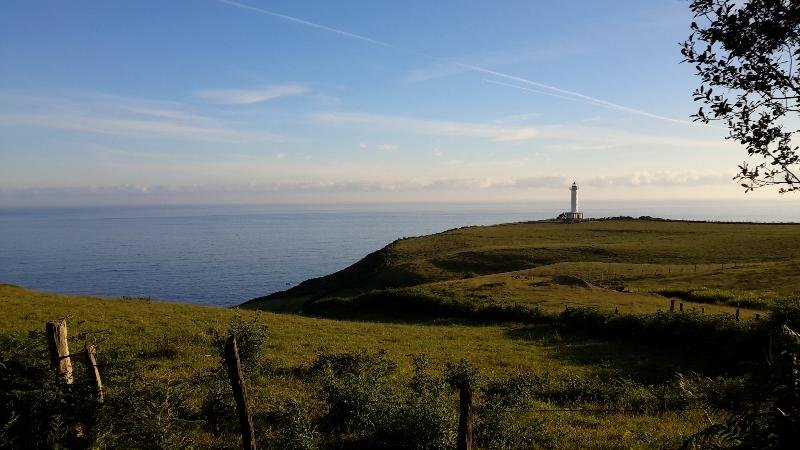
xmin=564 ymin=181 xmax=583 ymax=223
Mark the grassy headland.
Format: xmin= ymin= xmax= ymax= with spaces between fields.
xmin=3 ymin=218 xmax=799 ymax=448
xmin=245 ymin=219 xmax=800 ymax=320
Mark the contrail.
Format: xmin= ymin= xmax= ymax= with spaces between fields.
xmin=218 ymin=0 xmax=692 ymax=125
xmin=484 ymin=80 xmax=697 ymax=126
xmin=484 ymin=79 xmax=608 ymax=106
xmin=218 ymin=0 xmax=411 ymax=52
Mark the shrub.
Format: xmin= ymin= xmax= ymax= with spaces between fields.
xmin=681 ymin=324 xmax=800 ymax=449
xmin=0 ymin=330 xmax=199 ymax=449
xmin=269 ymin=398 xmax=319 ymax=450
xmin=306 ymin=289 xmax=546 ymax=324
xmin=311 ymin=350 xmax=456 ymax=449
xmin=200 ymin=369 xmax=238 ymax=436
xmin=474 ymin=406 xmax=548 ymax=450
xmin=140 ymin=335 xmax=180 ymax=359
xmin=0 ymin=331 xmax=97 ymax=449
xmin=559 ymin=307 xmax=764 ymax=363
xmin=770 ymin=297 xmax=800 ymax=329
xmin=654 ymin=287 xmax=772 ymax=309
xmin=211 ymin=313 xmax=269 ymax=367
xmin=444 ymin=359 xmax=479 ymax=390
xmin=312 ymin=349 xmax=399 ymax=436
xmin=93 ymin=380 xmax=196 ymax=449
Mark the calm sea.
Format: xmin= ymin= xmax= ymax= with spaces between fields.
xmin=1 ymin=201 xmax=798 ymax=306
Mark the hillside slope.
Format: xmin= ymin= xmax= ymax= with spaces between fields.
xmin=245 ymin=219 xmax=800 ymax=313
xmin=1 ymin=284 xmax=732 ymax=448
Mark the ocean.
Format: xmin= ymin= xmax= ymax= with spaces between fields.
xmin=1 ymin=200 xmax=798 ymax=306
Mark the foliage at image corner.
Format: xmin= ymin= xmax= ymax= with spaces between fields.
xmin=683 ymin=0 xmax=800 ymax=193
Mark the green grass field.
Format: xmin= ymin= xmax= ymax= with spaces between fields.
xmin=3 ymin=219 xmax=798 ymax=448
xmin=0 ymin=284 xmax=725 ymax=448
xmin=248 ymin=219 xmax=800 ymax=320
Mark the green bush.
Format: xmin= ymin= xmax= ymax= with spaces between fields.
xmin=211 ymin=313 xmax=270 ymax=367
xmin=770 ymin=297 xmax=800 ymax=329
xmin=93 ymin=380 xmax=196 ymax=449
xmin=681 ymin=324 xmax=800 ymax=449
xmin=653 ymin=287 xmax=772 ymax=309
xmin=200 ymin=369 xmax=238 ymax=436
xmin=311 ymin=350 xmax=456 ymax=449
xmin=269 ymin=398 xmax=319 ymax=450
xmin=559 ymin=307 xmax=764 ymax=362
xmin=0 ymin=330 xmax=199 ymax=449
xmin=305 ymin=289 xmax=545 ymax=324
xmin=0 ymin=331 xmax=97 ymax=449
xmin=474 ymin=406 xmax=549 ymax=449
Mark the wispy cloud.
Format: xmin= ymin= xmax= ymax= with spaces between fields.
xmin=312 ymin=112 xmax=539 ymax=142
xmin=0 ymin=93 xmax=287 ymax=143
xmin=583 ymin=171 xmax=730 ymax=188
xmin=218 ymin=0 xmax=690 ymax=125
xmin=311 ymin=111 xmax=727 ymax=149
xmin=193 ymin=84 xmax=308 ymax=105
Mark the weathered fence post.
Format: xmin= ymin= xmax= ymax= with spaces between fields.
xmin=224 ymin=336 xmax=257 ymax=450
xmin=736 ymin=308 xmax=740 ymax=320
xmin=457 ymin=382 xmax=473 ymax=450
xmin=679 ymin=302 xmax=684 ymax=312
xmin=46 ymin=319 xmax=86 ymax=440
xmin=670 ymin=299 xmax=675 ymax=312
xmin=46 ymin=319 xmax=73 ymax=384
xmin=701 ymin=307 xmax=705 ymax=314
xmin=84 ymin=342 xmax=104 ymax=402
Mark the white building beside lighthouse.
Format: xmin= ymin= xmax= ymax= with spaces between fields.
xmin=563 ymin=181 xmax=584 ymax=223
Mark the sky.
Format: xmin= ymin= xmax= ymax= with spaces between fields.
xmin=0 ymin=0 xmax=795 ymax=206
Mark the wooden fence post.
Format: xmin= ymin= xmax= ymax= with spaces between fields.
xmin=679 ymin=302 xmax=684 ymax=312
xmin=46 ymin=319 xmax=73 ymax=384
xmin=225 ymin=336 xmax=257 ymax=450
xmin=669 ymin=299 xmax=675 ymax=312
xmin=84 ymin=343 xmax=104 ymax=402
xmin=457 ymin=382 xmax=473 ymax=450
xmin=736 ymin=308 xmax=740 ymax=320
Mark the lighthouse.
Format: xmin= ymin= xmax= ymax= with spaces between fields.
xmin=564 ymin=181 xmax=584 ymax=223
xmin=570 ymin=182 xmax=578 ymax=214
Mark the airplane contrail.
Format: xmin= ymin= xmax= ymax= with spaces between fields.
xmin=218 ymin=0 xmax=693 ymax=126
xmin=484 ymin=80 xmax=697 ymax=126
xmin=484 ymin=79 xmax=608 ymax=106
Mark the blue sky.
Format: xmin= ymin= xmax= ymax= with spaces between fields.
xmin=0 ymin=0 xmax=787 ymax=206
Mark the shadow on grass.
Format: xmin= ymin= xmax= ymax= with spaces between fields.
xmin=504 ymin=324 xmax=743 ymax=383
